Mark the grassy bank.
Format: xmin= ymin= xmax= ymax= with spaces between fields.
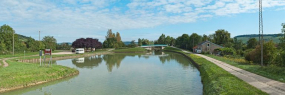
xmin=0 ymin=50 xmax=65 ymax=59
xmin=14 ymin=50 xmax=110 ymax=61
xmin=0 ymin=60 xmax=78 ymax=93
xmin=113 ymin=47 xmax=146 ymax=53
xmin=164 ymin=47 xmax=267 ymax=95
xmin=206 ymin=55 xmax=285 ymax=83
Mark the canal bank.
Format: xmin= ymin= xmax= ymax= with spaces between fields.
xmin=2 ymin=51 xmax=203 ymax=95
xmin=163 ymin=47 xmax=267 ymax=95
xmin=0 ymin=51 xmax=112 ymax=93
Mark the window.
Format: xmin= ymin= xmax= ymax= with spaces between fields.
xmin=207 ymin=44 xmax=210 ymax=46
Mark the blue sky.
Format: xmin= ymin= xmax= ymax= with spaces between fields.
xmin=0 ymin=0 xmax=285 ymax=43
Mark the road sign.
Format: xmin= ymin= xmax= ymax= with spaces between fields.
xmin=45 ymin=49 xmax=52 ymax=55
xmin=39 ymin=50 xmax=42 ymax=56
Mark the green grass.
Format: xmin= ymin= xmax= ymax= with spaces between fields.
xmin=163 ymin=47 xmax=182 ymax=52
xmin=0 ymin=50 xmax=65 ymax=59
xmin=10 ymin=49 xmax=110 ymax=61
xmin=0 ymin=60 xmax=78 ymax=89
xmin=165 ymin=47 xmax=267 ymax=95
xmin=206 ymin=55 xmax=285 ymax=83
xmin=113 ymin=47 xmax=146 ymax=53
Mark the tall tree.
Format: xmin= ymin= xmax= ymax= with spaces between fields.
xmin=247 ymin=38 xmax=258 ymax=49
xmin=202 ymin=34 xmax=208 ymax=41
xmin=165 ymin=36 xmax=171 ymax=45
xmin=106 ymin=29 xmax=115 ymax=38
xmin=42 ymin=36 xmax=57 ymax=51
xmin=175 ymin=34 xmax=189 ymax=49
xmin=189 ymin=33 xmax=202 ymax=51
xmin=157 ymin=34 xmax=166 ymax=44
xmin=0 ymin=40 xmax=7 ymax=54
xmin=116 ymin=32 xmax=121 ymax=42
xmin=138 ymin=38 xmax=142 ymax=46
xmin=26 ymin=37 xmax=38 ymax=52
xmin=213 ymin=29 xmax=231 ymax=46
xmin=0 ymin=24 xmax=18 ymax=51
xmin=233 ymin=37 xmax=244 ymax=50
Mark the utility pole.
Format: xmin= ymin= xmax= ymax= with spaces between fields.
xmin=259 ymin=0 xmax=264 ymax=66
xmin=39 ymin=31 xmax=42 ymax=66
xmin=13 ymin=31 xmax=14 ymax=56
xmin=193 ymin=38 xmax=194 ymax=53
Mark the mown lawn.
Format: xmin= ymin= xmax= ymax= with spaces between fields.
xmin=206 ymin=55 xmax=285 ymax=83
xmin=113 ymin=47 xmax=146 ymax=53
xmin=0 ymin=50 xmax=65 ymax=59
xmin=165 ymin=47 xmax=267 ymax=95
xmin=0 ymin=60 xmax=78 ymax=89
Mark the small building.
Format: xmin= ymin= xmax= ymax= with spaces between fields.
xmin=193 ymin=41 xmax=223 ymax=54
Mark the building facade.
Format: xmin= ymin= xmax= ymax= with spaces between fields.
xmin=193 ymin=41 xmax=223 ymax=54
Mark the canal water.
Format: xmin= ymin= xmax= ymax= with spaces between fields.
xmin=3 ymin=51 xmax=203 ymax=95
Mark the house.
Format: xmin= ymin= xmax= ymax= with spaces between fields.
xmin=193 ymin=41 xmax=223 ymax=54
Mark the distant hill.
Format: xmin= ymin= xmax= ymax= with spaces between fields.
xmin=17 ymin=34 xmax=30 ymax=42
xmin=234 ymin=34 xmax=283 ymax=44
xmin=123 ymin=41 xmax=138 ymax=45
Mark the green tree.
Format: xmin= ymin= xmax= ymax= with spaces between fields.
xmin=189 ymin=33 xmax=202 ymax=51
xmin=157 ymin=34 xmax=166 ymax=44
xmin=247 ymin=38 xmax=258 ymax=49
xmin=128 ymin=40 xmax=136 ymax=47
xmin=245 ymin=40 xmax=277 ymax=65
xmin=106 ymin=29 xmax=115 ymax=38
xmin=213 ymin=29 xmax=231 ymax=46
xmin=0 ymin=24 xmax=19 ymax=52
xmin=165 ymin=36 xmax=171 ymax=45
xmin=202 ymin=34 xmax=208 ymax=41
xmin=103 ymin=38 xmax=117 ymax=48
xmin=42 ymin=36 xmax=57 ymax=51
xmin=0 ymin=40 xmax=7 ymax=54
xmin=170 ymin=37 xmax=175 ymax=46
xmin=175 ymin=34 xmax=189 ymax=49
xmin=138 ymin=38 xmax=142 ymax=46
xmin=141 ymin=39 xmax=150 ymax=45
xmin=116 ymin=32 xmax=121 ymax=42
xmin=26 ymin=37 xmax=38 ymax=52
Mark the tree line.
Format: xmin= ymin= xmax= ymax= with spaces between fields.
xmin=140 ymin=24 xmax=285 ymax=67
xmin=0 ymin=24 xmax=57 ymax=55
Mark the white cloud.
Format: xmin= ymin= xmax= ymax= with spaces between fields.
xmin=0 ymin=0 xmax=285 ymax=42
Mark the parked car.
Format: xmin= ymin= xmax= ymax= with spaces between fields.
xmin=75 ymin=48 xmax=85 ymax=54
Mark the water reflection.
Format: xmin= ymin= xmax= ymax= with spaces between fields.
xmin=102 ymin=54 xmax=126 ymax=72
xmin=71 ymin=51 xmax=195 ymax=72
xmin=3 ymin=51 xmax=202 ymax=95
xmin=72 ymin=55 xmax=102 ymax=69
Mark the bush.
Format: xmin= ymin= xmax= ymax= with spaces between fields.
xmin=245 ymin=40 xmax=277 ymax=66
xmin=220 ymin=48 xmax=236 ymax=56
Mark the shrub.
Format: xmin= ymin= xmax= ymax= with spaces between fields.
xmin=220 ymin=47 xmax=236 ymax=56
xmin=245 ymin=40 xmax=277 ymax=66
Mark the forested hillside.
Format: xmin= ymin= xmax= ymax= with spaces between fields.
xmin=234 ymin=34 xmax=282 ymax=44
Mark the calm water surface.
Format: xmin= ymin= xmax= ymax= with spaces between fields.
xmin=3 ymin=51 xmax=203 ymax=95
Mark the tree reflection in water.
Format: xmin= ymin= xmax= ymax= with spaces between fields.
xmin=157 ymin=51 xmax=194 ymax=69
xmin=71 ymin=51 xmax=194 ymax=72
xmin=72 ymin=55 xmax=103 ymax=69
xmin=102 ymin=54 xmax=127 ymax=72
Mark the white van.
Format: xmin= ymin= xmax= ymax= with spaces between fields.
xmin=75 ymin=48 xmax=85 ymax=54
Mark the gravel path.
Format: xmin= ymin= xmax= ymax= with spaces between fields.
xmin=2 ymin=59 xmax=9 ymax=67
xmin=196 ymin=54 xmax=285 ymax=95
